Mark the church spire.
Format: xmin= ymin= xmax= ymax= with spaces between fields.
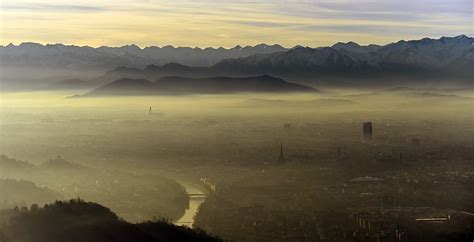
xmin=278 ymin=141 xmax=285 ymax=163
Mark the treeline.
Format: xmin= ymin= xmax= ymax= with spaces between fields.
xmin=0 ymin=155 xmax=34 ymax=177
xmin=0 ymin=198 xmax=221 ymax=242
xmin=0 ymin=154 xmax=190 ymax=221
xmin=0 ymin=179 xmax=63 ymax=210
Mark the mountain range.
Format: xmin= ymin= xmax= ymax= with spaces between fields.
xmin=94 ymin=35 xmax=474 ymax=87
xmin=0 ymin=42 xmax=287 ymax=69
xmin=1 ymin=35 xmax=473 ymax=89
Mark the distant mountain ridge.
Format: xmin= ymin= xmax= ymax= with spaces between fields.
xmin=1 ymin=35 xmax=473 ymax=89
xmin=212 ymin=35 xmax=474 ymax=79
xmin=96 ymin=35 xmax=474 ymax=87
xmin=0 ymin=42 xmax=287 ymax=69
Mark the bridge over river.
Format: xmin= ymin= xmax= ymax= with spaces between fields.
xmin=174 ymin=181 xmax=209 ymax=227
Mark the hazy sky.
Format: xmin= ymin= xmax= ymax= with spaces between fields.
xmin=0 ymin=0 xmax=472 ymax=48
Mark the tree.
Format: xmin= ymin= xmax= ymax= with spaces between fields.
xmin=30 ymin=204 xmax=39 ymax=212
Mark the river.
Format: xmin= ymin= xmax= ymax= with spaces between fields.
xmin=174 ymin=182 xmax=207 ymax=227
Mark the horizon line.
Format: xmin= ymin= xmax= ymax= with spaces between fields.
xmin=1 ymin=34 xmax=471 ymax=50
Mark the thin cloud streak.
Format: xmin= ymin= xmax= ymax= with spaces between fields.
xmin=1 ymin=3 xmax=105 ymax=12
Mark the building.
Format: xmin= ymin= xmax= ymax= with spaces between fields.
xmin=363 ymin=122 xmax=373 ymax=141
xmin=278 ymin=141 xmax=285 ymax=163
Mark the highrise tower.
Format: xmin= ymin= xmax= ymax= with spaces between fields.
xmin=363 ymin=122 xmax=373 ymax=141
xmin=278 ymin=141 xmax=285 ymax=163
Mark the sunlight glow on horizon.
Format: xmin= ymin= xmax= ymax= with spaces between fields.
xmin=0 ymin=0 xmax=472 ymax=48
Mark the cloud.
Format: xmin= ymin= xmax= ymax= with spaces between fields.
xmin=315 ymin=0 xmax=473 ymax=15
xmin=223 ymin=20 xmax=302 ymax=28
xmin=0 ymin=2 xmax=105 ymax=12
xmin=0 ymin=0 xmax=472 ymax=47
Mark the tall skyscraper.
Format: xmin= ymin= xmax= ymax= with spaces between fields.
xmin=363 ymin=122 xmax=373 ymax=141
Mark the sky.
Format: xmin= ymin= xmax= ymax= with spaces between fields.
xmin=0 ymin=0 xmax=472 ymax=48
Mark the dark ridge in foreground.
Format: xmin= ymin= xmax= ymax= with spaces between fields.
xmin=77 ymin=75 xmax=317 ymax=97
xmin=0 ymin=199 xmax=220 ymax=242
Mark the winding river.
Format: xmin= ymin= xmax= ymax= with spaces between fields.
xmin=175 ymin=182 xmax=207 ymax=227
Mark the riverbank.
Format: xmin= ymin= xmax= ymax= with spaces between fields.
xmin=175 ymin=182 xmax=207 ymax=227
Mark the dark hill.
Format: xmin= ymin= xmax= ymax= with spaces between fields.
xmin=0 ymin=179 xmax=63 ymax=209
xmin=153 ymin=75 xmax=315 ymax=93
xmin=79 ymin=75 xmax=316 ymax=96
xmin=86 ymin=78 xmax=154 ymax=95
xmin=403 ymin=92 xmax=473 ymax=100
xmin=39 ymin=155 xmax=87 ymax=172
xmin=0 ymin=199 xmax=220 ymax=242
xmin=0 ymin=154 xmax=35 ymax=175
xmin=46 ymin=78 xmax=94 ymax=90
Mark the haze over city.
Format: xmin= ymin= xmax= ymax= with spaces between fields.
xmin=0 ymin=1 xmax=473 ymax=242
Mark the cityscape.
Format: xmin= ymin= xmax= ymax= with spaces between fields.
xmin=0 ymin=0 xmax=473 ymax=241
